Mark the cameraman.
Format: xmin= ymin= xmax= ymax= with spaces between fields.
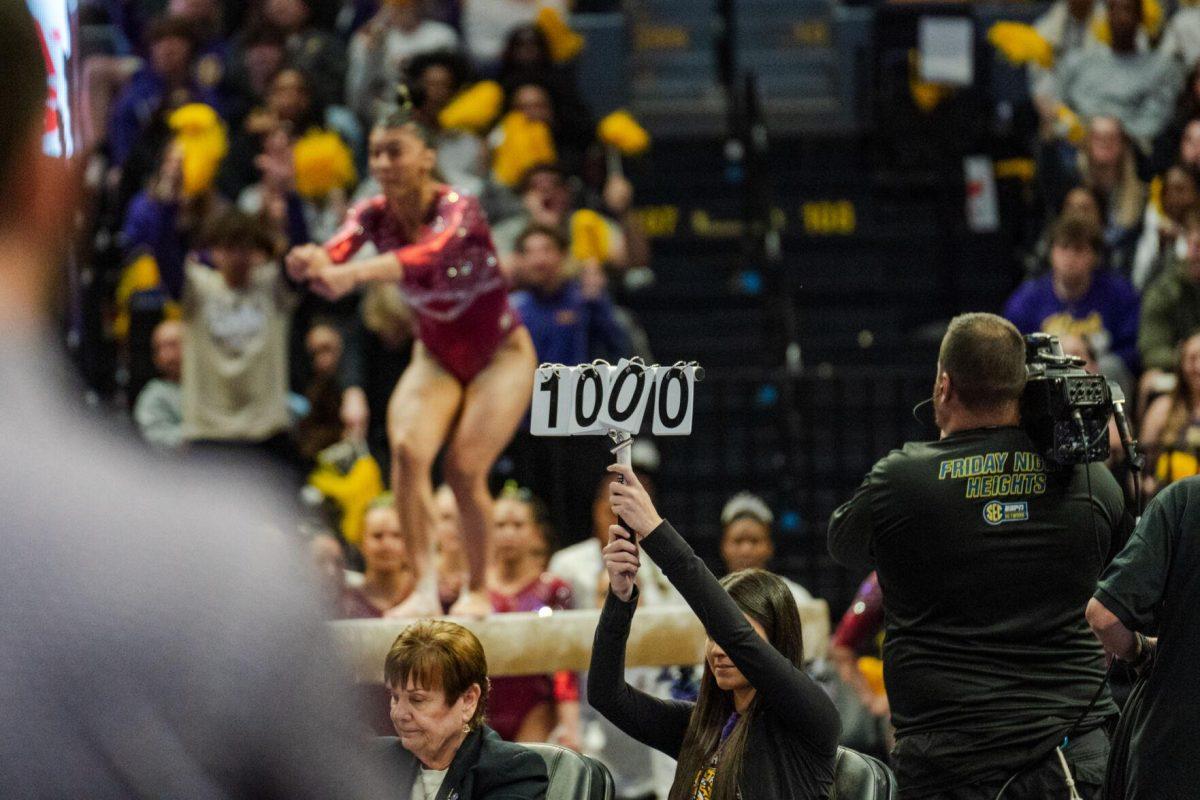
xmin=828 ymin=313 xmax=1124 ymax=799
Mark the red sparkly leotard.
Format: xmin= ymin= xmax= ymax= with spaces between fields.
xmin=487 ymin=573 xmax=580 ymax=741
xmin=324 ymin=187 xmax=520 ymax=384
xmin=832 ymin=571 xmax=883 ymax=653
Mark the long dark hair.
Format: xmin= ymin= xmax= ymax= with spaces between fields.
xmin=668 ymin=569 xmax=805 ymax=800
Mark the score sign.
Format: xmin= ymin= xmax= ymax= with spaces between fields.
xmin=531 ymin=361 xmax=699 ymax=436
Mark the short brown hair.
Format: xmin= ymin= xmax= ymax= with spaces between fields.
xmin=938 ymin=313 xmax=1027 ymax=410
xmin=199 ymin=208 xmax=279 ymax=256
xmin=1183 ymin=204 xmax=1200 ymax=233
xmin=517 ymin=162 xmax=568 ymax=194
xmin=1049 ymin=215 xmax=1102 ymax=254
xmin=144 ymin=15 xmax=199 ymax=50
xmin=384 ymin=620 xmax=489 ymax=730
xmin=515 ymin=222 xmax=568 ymax=254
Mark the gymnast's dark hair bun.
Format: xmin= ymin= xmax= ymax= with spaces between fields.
xmin=376 ymin=85 xmax=437 ymax=147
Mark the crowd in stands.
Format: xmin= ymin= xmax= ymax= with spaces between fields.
xmin=81 ymin=0 xmax=649 ymax=477
xmin=994 ymin=0 xmax=1200 ymax=497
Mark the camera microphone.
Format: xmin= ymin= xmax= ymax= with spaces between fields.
xmin=1108 ymin=381 xmax=1145 ymax=473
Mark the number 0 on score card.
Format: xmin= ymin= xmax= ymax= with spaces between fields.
xmin=652 ymin=365 xmax=696 ymax=436
xmin=597 ymin=359 xmax=656 ymax=434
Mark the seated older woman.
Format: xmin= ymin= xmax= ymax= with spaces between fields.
xmin=376 ymin=620 xmax=549 ymax=799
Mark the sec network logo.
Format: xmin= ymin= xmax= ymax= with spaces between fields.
xmin=983 ymin=500 xmax=1029 ymax=526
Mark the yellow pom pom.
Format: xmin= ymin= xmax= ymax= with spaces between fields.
xmin=993 ymin=158 xmax=1036 ymax=182
xmin=491 ymin=111 xmax=557 ymax=187
xmin=167 ymin=103 xmax=222 ymax=138
xmin=1149 ymin=174 xmax=1164 ymax=216
xmin=1144 ymin=0 xmax=1164 ymax=37
xmin=293 ymin=130 xmax=357 ymax=200
xmin=907 ymin=50 xmax=952 ymax=113
xmin=1056 ymin=105 xmax=1087 ymax=145
xmin=536 ymin=6 xmax=584 ymax=64
xmin=168 ymin=103 xmax=228 ymax=198
xmin=1157 ymin=450 xmax=1200 ymax=483
xmin=987 ymin=22 xmax=1055 ymax=69
xmin=308 ymin=454 xmax=385 ymax=547
xmin=857 ymin=656 xmax=886 ymax=697
xmin=598 ymin=110 xmax=650 ymax=157
xmin=570 ymin=209 xmax=610 ymax=263
xmin=439 ymin=80 xmax=504 ymax=133
xmin=113 ymin=254 xmax=163 ymax=339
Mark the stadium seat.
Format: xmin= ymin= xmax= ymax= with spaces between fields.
xmin=830 ymin=746 xmax=897 ymax=800
xmin=523 ymin=742 xmax=615 ymax=800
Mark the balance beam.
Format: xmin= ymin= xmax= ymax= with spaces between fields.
xmin=331 ymin=600 xmax=830 ymax=681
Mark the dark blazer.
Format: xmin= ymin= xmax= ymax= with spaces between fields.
xmin=374 ymin=725 xmax=548 ymax=800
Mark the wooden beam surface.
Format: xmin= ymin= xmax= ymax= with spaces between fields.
xmin=331 ymin=600 xmax=830 ymax=682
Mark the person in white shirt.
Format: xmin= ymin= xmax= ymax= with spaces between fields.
xmin=460 ymin=0 xmax=568 ymax=69
xmin=345 ymin=0 xmax=459 ymax=125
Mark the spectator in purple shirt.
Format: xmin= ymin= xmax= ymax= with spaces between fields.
xmin=1004 ymin=215 xmax=1140 ymax=389
xmin=107 ymin=16 xmax=223 ymax=167
xmin=509 ymin=223 xmax=630 ymax=365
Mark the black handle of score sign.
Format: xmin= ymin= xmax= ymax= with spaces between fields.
xmin=616 ymin=474 xmax=637 ymax=547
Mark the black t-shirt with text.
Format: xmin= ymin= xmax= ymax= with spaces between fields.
xmin=1095 ymin=477 xmax=1200 ymax=799
xmin=829 ymin=426 xmax=1123 ymax=796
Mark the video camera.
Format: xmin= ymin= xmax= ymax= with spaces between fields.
xmin=1020 ymin=333 xmax=1112 ymax=469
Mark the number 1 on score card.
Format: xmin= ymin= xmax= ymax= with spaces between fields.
xmin=530 ymin=365 xmax=573 ymax=436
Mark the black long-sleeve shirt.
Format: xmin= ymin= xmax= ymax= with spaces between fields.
xmin=828 ymin=426 xmax=1122 ymax=796
xmin=588 ymin=520 xmax=840 ymax=799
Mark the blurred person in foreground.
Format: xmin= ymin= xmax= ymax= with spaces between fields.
xmin=375 ymin=619 xmax=549 ymax=799
xmin=829 ymin=313 xmax=1124 ymax=799
xmin=0 ymin=3 xmax=383 ymax=795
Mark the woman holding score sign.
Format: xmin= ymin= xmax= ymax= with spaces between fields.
xmin=285 ymin=91 xmax=535 ymax=616
xmin=591 ymin=463 xmax=841 ymax=800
